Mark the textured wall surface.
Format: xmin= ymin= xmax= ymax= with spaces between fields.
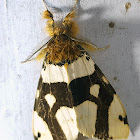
xmin=0 ymin=0 xmax=140 ymax=139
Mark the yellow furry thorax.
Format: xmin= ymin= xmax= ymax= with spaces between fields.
xmin=37 ymin=34 xmax=81 ymax=64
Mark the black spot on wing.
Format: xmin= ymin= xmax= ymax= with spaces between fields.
xmin=69 ymin=64 xmax=116 ymax=139
xmin=38 ymin=132 xmax=41 ymax=138
xmin=119 ymin=115 xmax=123 ymax=121
xmin=119 ymin=115 xmax=129 ymax=125
xmin=42 ymin=62 xmax=46 ymax=71
xmin=86 ymin=56 xmax=90 ymax=61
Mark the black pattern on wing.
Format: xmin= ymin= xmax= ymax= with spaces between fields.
xmin=34 ymin=76 xmax=74 ymax=140
xmin=33 ymin=48 xmax=129 ymax=140
xmin=69 ymin=55 xmax=128 ymax=140
xmin=69 ymin=64 xmax=114 ymax=139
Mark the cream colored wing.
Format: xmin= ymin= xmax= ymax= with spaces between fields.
xmin=67 ymin=54 xmax=129 ymax=140
xmin=33 ymin=53 xmax=129 ymax=140
xmin=32 ymin=61 xmax=79 ymax=140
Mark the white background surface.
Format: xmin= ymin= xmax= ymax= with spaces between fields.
xmin=0 ymin=0 xmax=140 ymax=140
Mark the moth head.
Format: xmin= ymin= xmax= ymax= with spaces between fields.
xmin=42 ymin=0 xmax=79 ymax=37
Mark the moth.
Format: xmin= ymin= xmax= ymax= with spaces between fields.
xmin=23 ymin=0 xmax=129 ymax=139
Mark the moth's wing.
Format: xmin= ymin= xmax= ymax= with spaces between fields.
xmin=67 ymin=54 xmax=129 ymax=140
xmin=32 ymin=62 xmax=79 ymax=140
xmin=32 ymin=51 xmax=129 ymax=140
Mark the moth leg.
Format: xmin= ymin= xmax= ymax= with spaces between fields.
xmin=21 ymin=37 xmax=53 ymax=63
xmin=71 ymin=38 xmax=110 ymax=52
xmin=42 ymin=0 xmax=54 ymax=36
xmin=79 ymin=41 xmax=110 ymax=52
xmin=63 ymin=0 xmax=79 ymax=37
